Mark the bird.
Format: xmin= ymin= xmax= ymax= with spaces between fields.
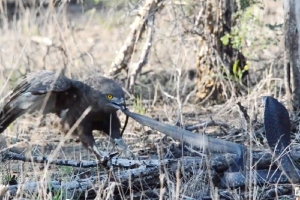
xmin=0 ymin=70 xmax=131 ymax=161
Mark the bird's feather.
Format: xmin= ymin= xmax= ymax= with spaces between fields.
xmin=0 ymin=70 xmax=130 ymax=159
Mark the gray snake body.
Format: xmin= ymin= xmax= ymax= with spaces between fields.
xmin=121 ymin=96 xmax=300 ymax=187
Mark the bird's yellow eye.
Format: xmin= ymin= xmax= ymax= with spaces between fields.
xmin=106 ymin=94 xmax=113 ymax=100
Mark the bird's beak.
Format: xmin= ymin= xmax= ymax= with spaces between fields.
xmin=108 ymin=97 xmax=126 ymax=110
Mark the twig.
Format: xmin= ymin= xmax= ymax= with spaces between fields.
xmin=31 ymin=36 xmax=69 ymax=75
xmin=184 ymin=145 xmax=206 ymax=157
xmin=237 ymin=102 xmax=250 ymax=122
xmin=185 ymin=120 xmax=230 ymax=131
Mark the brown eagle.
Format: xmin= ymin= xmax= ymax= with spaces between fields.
xmin=0 ymin=70 xmax=131 ymax=160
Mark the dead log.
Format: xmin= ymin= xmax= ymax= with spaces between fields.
xmin=1 ymin=151 xmax=237 ymax=172
xmin=2 ymin=155 xmax=225 ymax=198
xmin=2 ymin=151 xmax=298 ymax=198
xmin=5 ymin=166 xmax=160 ymax=199
xmin=4 ymin=146 xmax=300 ymax=171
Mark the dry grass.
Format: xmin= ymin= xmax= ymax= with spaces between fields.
xmin=0 ymin=0 xmax=294 ymax=199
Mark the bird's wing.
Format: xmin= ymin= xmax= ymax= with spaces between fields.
xmin=23 ymin=71 xmax=72 ymax=94
xmin=0 ymin=71 xmax=75 ymax=133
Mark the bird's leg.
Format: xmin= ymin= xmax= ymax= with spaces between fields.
xmin=77 ymin=129 xmax=103 ymax=161
xmin=81 ymin=139 xmax=116 ymax=169
xmin=80 ymin=140 xmax=102 ymax=161
xmin=112 ymin=138 xmax=135 ymax=159
xmin=108 ymin=113 xmax=135 ymax=159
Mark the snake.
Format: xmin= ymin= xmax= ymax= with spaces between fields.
xmin=121 ymin=96 xmax=300 ymax=187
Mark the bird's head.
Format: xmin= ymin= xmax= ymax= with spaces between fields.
xmin=102 ymin=93 xmax=126 ymax=112
xmin=92 ymin=77 xmax=126 ymax=113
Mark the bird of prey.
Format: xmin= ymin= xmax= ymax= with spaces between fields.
xmin=0 ymin=70 xmax=131 ymax=161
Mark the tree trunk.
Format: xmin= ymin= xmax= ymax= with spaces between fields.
xmin=194 ymin=0 xmax=248 ymax=104
xmin=283 ymin=0 xmax=300 ymax=111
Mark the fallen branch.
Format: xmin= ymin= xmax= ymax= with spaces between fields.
xmin=3 ymin=151 xmax=299 ymax=198
xmin=185 ymin=120 xmax=230 ymax=131
xmin=3 ymin=155 xmax=227 ymax=198
xmin=2 ymin=150 xmax=119 ymax=168
xmin=6 ymin=166 xmax=160 ymax=199
xmin=1 ymin=151 xmax=237 ymax=172
xmin=1 ymin=151 xmax=171 ymax=169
